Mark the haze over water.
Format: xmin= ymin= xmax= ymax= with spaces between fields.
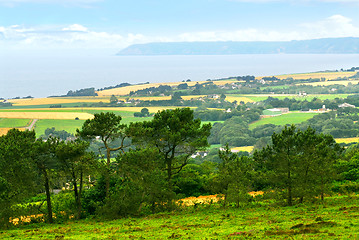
xmin=1 ymin=52 xmax=359 ymax=99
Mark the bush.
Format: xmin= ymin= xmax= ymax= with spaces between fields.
xmin=332 ymin=181 xmax=359 ymax=194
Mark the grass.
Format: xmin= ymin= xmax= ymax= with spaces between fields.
xmin=2 ymin=194 xmax=359 ymax=239
xmin=249 ymin=112 xmax=320 ymax=129
xmin=0 ymin=118 xmax=31 ymax=128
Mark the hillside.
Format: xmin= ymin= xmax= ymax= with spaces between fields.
xmin=117 ymin=37 xmax=359 ymax=55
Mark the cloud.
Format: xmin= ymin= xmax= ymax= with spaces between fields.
xmin=300 ymin=15 xmax=359 ymax=38
xmin=62 ymin=24 xmax=89 ymax=32
xmin=0 ymin=24 xmax=151 ymax=50
xmin=1 ymin=15 xmax=359 ymax=51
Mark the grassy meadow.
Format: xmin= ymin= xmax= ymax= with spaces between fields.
xmin=34 ymin=119 xmax=85 ymax=137
xmin=249 ymin=112 xmax=320 ymax=129
xmin=2 ymin=194 xmax=359 ymax=239
xmin=0 ymin=118 xmax=31 ymax=128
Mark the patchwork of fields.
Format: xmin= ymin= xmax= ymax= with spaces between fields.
xmin=2 ymin=71 xmax=359 ymax=145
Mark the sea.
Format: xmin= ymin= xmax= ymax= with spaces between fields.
xmin=1 ymin=50 xmax=359 ymax=99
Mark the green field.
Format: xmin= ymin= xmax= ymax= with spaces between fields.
xmin=2 ymin=195 xmax=359 ymax=239
xmin=34 ymin=119 xmax=85 ymax=137
xmin=0 ymin=118 xmax=30 ymax=128
xmin=249 ymin=112 xmax=320 ymax=129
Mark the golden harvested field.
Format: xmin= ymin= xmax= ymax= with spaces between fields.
xmin=231 ymin=146 xmax=254 ymax=152
xmin=9 ymin=97 xmax=109 ymax=106
xmin=298 ymin=80 xmax=359 ymax=86
xmin=97 ymin=79 xmax=239 ymax=96
xmin=0 ymin=128 xmax=25 ymax=136
xmin=181 ymin=95 xmax=207 ymax=100
xmin=0 ymin=112 xmax=94 ymax=120
xmin=72 ymin=106 xmax=183 ymax=112
xmin=335 ymin=137 xmax=359 ymax=144
xmin=225 ymin=96 xmax=255 ymax=103
xmin=118 ymin=96 xmax=171 ymax=101
xmin=272 ymin=71 xmax=357 ymax=80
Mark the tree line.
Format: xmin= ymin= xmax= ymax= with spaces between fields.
xmin=1 ymin=108 xmax=359 ymax=228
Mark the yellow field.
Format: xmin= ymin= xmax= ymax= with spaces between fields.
xmin=97 ymin=79 xmax=239 ymax=96
xmin=272 ymin=71 xmax=357 ymax=80
xmin=0 ymin=112 xmax=94 ymax=120
xmin=0 ymin=128 xmax=25 ymax=136
xmin=118 ymin=96 xmax=171 ymax=101
xmin=335 ymin=137 xmax=359 ymax=144
xmin=225 ymin=96 xmax=255 ymax=103
xmin=9 ymin=97 xmax=109 ymax=106
xmin=231 ymin=146 xmax=254 ymax=152
xmin=297 ymin=80 xmax=359 ymax=87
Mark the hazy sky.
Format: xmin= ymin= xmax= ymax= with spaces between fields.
xmin=1 ymin=0 xmax=359 ymax=51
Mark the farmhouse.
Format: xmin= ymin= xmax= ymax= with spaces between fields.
xmin=339 ymin=103 xmax=356 ymax=108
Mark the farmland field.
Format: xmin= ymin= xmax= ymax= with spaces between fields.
xmin=242 ymin=94 xmax=352 ymax=102
xmin=8 ymin=97 xmax=110 ymax=106
xmin=2 ymin=194 xmax=359 ymax=239
xmin=273 ymin=71 xmax=357 ymax=80
xmin=0 ymin=112 xmax=94 ymax=120
xmin=335 ymin=137 xmax=359 ymax=144
xmin=96 ymin=79 xmax=239 ymax=96
xmin=0 ymin=118 xmax=31 ymax=128
xmin=299 ymin=80 xmax=359 ymax=86
xmin=249 ymin=112 xmax=320 ymax=129
xmin=34 ymin=119 xmax=85 ymax=137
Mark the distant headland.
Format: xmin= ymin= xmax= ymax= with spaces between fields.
xmin=117 ymin=37 xmax=359 ymax=55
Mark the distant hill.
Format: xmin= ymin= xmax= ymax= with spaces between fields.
xmin=117 ymin=37 xmax=359 ymax=55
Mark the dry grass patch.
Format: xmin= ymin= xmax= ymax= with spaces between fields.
xmin=9 ymin=97 xmax=109 ymax=106
xmin=0 ymin=112 xmax=93 ymax=120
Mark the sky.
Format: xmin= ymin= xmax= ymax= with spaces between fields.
xmin=1 ymin=0 xmax=359 ymax=52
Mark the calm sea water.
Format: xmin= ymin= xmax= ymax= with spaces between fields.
xmin=1 ymin=52 xmax=359 ymax=99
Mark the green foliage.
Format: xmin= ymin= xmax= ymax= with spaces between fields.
xmin=130 ymin=108 xmax=211 ymax=184
xmin=77 ymin=112 xmax=127 ymax=197
xmin=0 ymin=129 xmax=37 ymax=228
xmin=253 ymin=125 xmax=343 ymax=205
xmin=211 ymin=145 xmax=253 ymax=207
xmin=109 ymin=95 xmax=118 ymax=104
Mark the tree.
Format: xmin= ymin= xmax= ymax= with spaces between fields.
xmin=129 ymin=108 xmax=211 ymax=188
xmin=110 ymin=95 xmax=118 ymax=104
xmin=140 ymin=108 xmax=150 ymax=117
xmin=56 ymin=139 xmax=96 ymax=219
xmin=212 ymin=145 xmax=252 ymax=207
xmin=116 ymin=148 xmax=172 ymax=214
xmin=0 ymin=129 xmax=37 ymax=227
xmin=32 ymin=137 xmax=60 ymax=223
xmin=76 ymin=112 xmax=127 ymax=197
xmin=253 ymin=125 xmax=342 ymax=205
